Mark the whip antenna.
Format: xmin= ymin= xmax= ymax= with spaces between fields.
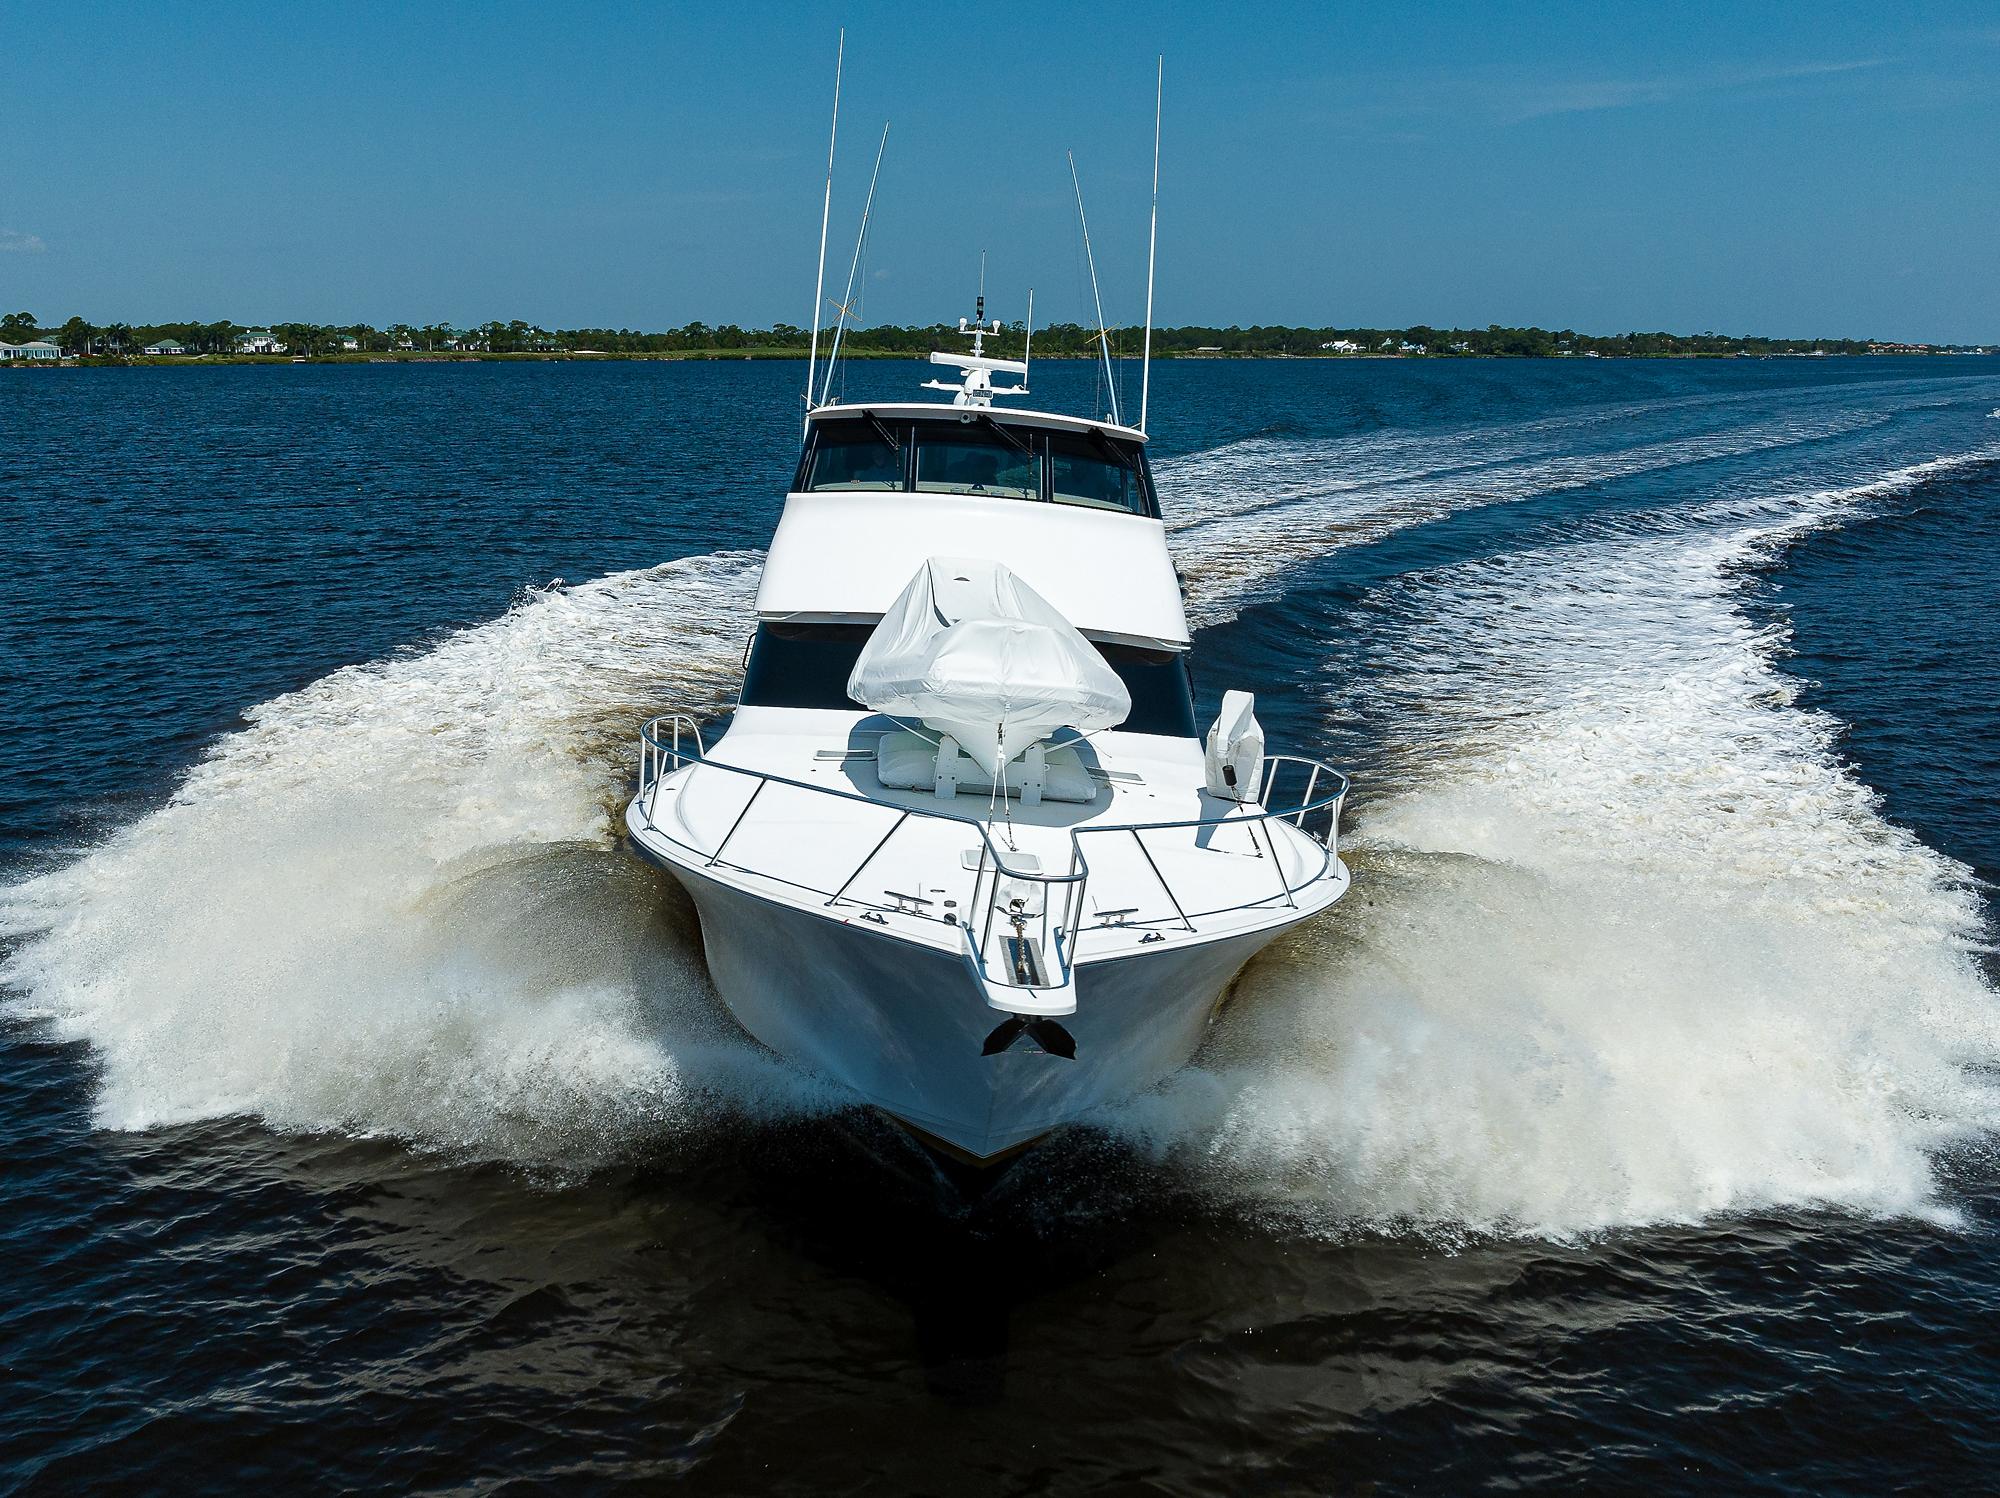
xmin=820 ymin=120 xmax=889 ymax=407
xmin=803 ymin=29 xmax=843 ymax=437
xmin=1140 ymin=55 xmax=1162 ymax=435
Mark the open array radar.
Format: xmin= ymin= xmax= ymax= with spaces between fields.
xmin=623 ymin=43 xmax=1352 ymax=1164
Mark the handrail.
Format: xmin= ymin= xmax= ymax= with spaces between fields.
xmin=637 ymin=713 xmax=1088 ymax=996
xmin=825 ymin=809 xmax=912 ymax=906
xmin=641 ymin=718 xmax=1348 ymax=851
xmin=638 ymin=714 xmax=1086 ymax=888
xmin=1077 ymin=755 xmax=1347 ymax=921
xmin=632 ymin=715 xmax=1348 ymax=989
xmin=1127 ymin=827 xmax=1195 ymax=932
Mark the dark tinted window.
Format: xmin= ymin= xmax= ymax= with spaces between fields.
xmin=804 ymin=423 xmax=904 ymax=491
xmin=1099 ymin=643 xmax=1197 ymax=737
xmin=740 ymin=622 xmax=871 ymax=709
xmin=741 ymin=624 xmax=1195 ymax=738
xmin=798 ymin=417 xmax=1158 ymax=516
xmin=1048 ymin=432 xmax=1146 ymax=514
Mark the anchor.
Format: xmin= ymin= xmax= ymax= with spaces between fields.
xmin=980 ymin=1014 xmax=1077 ymax=1060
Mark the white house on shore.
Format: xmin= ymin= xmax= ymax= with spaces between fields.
xmin=0 ymin=340 xmax=62 ymax=362
xmin=141 ymin=338 xmax=189 ymax=356
xmin=235 ymin=328 xmax=287 ymax=354
xmin=1320 ymin=339 xmax=1362 ymax=353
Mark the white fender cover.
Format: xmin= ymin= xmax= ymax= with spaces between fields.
xmin=847 ymin=557 xmax=1130 ymax=778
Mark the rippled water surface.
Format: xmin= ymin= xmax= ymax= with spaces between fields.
xmin=4 ymin=357 xmax=1999 ymax=1493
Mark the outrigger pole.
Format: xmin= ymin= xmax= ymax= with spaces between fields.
xmin=1068 ymin=151 xmax=1122 ymax=428
xmin=820 ymin=120 xmax=890 ymax=408
xmin=1139 ymin=55 xmax=1163 ymax=436
xmin=804 ymin=29 xmax=844 ymax=437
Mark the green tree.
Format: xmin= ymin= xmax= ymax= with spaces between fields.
xmin=1 ymin=311 xmax=38 ymax=341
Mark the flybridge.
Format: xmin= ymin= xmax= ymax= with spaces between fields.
xmin=791 ymin=406 xmax=1159 ymax=516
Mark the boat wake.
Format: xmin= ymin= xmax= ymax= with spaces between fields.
xmin=4 ymin=393 xmax=1999 ymax=1231
xmin=0 ymin=551 xmax=804 ymax=1162
xmin=1161 ymin=383 xmax=1900 ymax=626
xmin=1108 ymin=450 xmax=2000 ymax=1236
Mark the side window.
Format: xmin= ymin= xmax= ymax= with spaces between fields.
xmin=805 ymin=424 xmax=905 ymax=491
xmin=913 ymin=432 xmax=1040 ymax=499
xmin=740 ymin=623 xmax=872 ymax=709
xmin=1048 ymin=432 xmax=1149 ymax=515
xmin=1096 ymin=642 xmax=1197 ymax=736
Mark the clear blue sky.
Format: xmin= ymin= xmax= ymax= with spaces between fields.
xmin=5 ymin=1 xmax=1997 ymax=341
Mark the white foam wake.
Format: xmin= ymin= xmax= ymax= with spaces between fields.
xmin=1163 ymin=405 xmax=1891 ymax=626
xmin=0 ymin=552 xmax=839 ymax=1162
xmin=1107 ymin=452 xmax=2000 ymax=1235
xmin=6 ymin=384 xmax=1999 ymax=1228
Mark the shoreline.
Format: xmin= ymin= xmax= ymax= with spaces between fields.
xmin=15 ymin=349 xmax=1995 ymax=370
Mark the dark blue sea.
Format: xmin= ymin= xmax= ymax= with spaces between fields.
xmin=4 ymin=355 xmax=1999 ymax=1494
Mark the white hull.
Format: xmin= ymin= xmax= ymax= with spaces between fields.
xmin=648 ymin=850 xmax=1319 ymax=1161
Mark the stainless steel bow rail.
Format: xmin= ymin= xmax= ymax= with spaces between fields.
xmin=1074 ymin=754 xmax=1346 ymax=928
xmin=633 ymin=714 xmax=1348 ymax=999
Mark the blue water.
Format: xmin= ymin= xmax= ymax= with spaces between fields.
xmin=4 ymin=357 xmax=1999 ymax=1492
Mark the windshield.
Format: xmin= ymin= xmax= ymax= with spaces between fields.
xmin=740 ymin=623 xmax=1194 ymax=735
xmin=796 ymin=416 xmax=1159 ymax=516
xmin=803 ymin=423 xmax=903 ymax=491
xmin=912 ymin=431 xmax=1039 ymax=499
xmin=1048 ymin=432 xmax=1144 ymax=514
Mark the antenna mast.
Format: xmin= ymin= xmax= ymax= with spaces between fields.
xmin=803 ymin=30 xmax=844 ymax=437
xmin=1067 ymin=151 xmax=1122 ymax=427
xmin=1139 ymin=56 xmax=1162 ymax=435
xmin=820 ymin=120 xmax=889 ymax=407
xmin=921 ymin=269 xmax=1025 ymax=407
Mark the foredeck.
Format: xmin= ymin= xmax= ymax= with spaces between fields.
xmin=627 ymin=707 xmax=1348 ymax=1010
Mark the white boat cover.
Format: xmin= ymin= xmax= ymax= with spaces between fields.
xmin=848 ymin=557 xmax=1131 ymax=778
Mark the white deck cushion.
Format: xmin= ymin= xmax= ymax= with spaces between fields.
xmin=875 ymin=731 xmax=1097 ymax=803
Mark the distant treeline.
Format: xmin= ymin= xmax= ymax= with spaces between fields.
xmin=5 ymin=310 xmax=1988 ymax=359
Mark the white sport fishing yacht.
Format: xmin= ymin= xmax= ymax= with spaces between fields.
xmin=626 ymin=319 xmax=1350 ymax=1163
xmin=625 ymin=53 xmax=1350 ymax=1163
